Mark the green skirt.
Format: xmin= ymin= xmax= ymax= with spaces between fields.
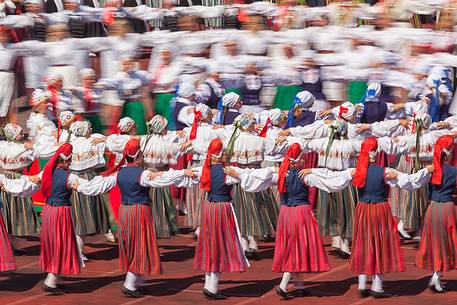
xmin=154 ymin=93 xmax=174 ymax=129
xmin=224 ymin=88 xmax=243 ymax=98
xmin=347 ymin=81 xmax=367 ymax=104
xmin=122 ymin=101 xmax=146 ymax=135
xmin=83 ymin=113 xmax=104 ymax=134
xmin=150 ymin=187 xmax=178 ymax=239
xmin=273 ymin=85 xmax=302 ymax=110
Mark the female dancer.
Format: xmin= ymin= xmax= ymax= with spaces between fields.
xmin=76 ymin=139 xmax=195 ymax=298
xmin=416 ymin=134 xmax=457 ymax=293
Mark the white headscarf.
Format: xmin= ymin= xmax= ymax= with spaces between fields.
xmin=147 ymin=115 xmax=168 ymax=135
xmin=31 ymin=89 xmax=50 ymax=106
xmin=3 ymin=123 xmax=22 ymax=141
xmin=58 ymin=111 xmax=75 ymax=127
xmin=222 ymin=92 xmax=240 ymax=108
xmin=196 ymin=103 xmax=211 ymax=120
xmin=268 ymin=108 xmax=285 ymax=126
xmin=295 ymin=91 xmax=315 ymax=109
xmin=118 ymin=117 xmax=136 ymax=134
xmin=69 ymin=121 xmax=91 ymax=137
xmin=177 ymin=83 xmax=196 ymax=98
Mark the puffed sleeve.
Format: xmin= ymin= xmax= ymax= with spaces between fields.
xmin=386 ymin=168 xmax=431 ymax=190
xmin=378 ymin=136 xmax=410 ymax=155
xmin=303 ymin=168 xmax=353 ymax=193
xmin=106 ymin=134 xmax=131 ymax=154
xmin=177 ymin=106 xmax=195 ymax=127
xmin=237 ymin=167 xmax=278 ymax=192
xmin=289 ymin=120 xmax=328 ymax=139
xmin=0 ymin=174 xmax=41 ymax=197
xmin=67 ymin=174 xmax=89 ymax=189
xmin=77 ymin=175 xmax=117 ymax=196
xmin=369 ymin=120 xmax=403 ymax=137
xmin=139 ymin=169 xmax=198 ymax=188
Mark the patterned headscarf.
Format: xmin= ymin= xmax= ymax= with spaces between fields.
xmin=69 ymin=120 xmax=91 ymax=137
xmin=147 ymin=115 xmax=168 ymax=135
xmin=30 ymin=89 xmax=50 ymax=106
xmin=58 ymin=111 xmax=75 ymax=127
xmin=365 ymin=83 xmax=381 ymax=102
xmin=222 ymin=92 xmax=240 ymax=108
xmin=3 ymin=123 xmax=22 ymax=141
xmin=118 ymin=117 xmax=136 ymax=134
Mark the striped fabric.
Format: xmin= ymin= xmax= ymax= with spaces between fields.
xmin=232 ymin=184 xmax=278 ymax=237
xmin=0 ymin=213 xmax=16 ymax=272
xmin=392 ymin=156 xmax=429 ymax=231
xmin=40 ymin=205 xmax=81 ymax=275
xmin=416 ymin=201 xmax=457 ymax=272
xmin=316 ymin=185 xmax=357 ymax=240
xmin=1 ymin=172 xmax=40 ymax=237
xmin=194 ymin=201 xmax=248 ymax=272
xmin=150 ymin=187 xmax=178 ymax=239
xmin=185 ymin=160 xmax=206 ymax=229
xmin=348 ymin=202 xmax=405 ymax=275
xmin=71 ymin=171 xmax=111 ymax=236
xmin=202 ymin=0 xmax=224 ymax=29
xmin=118 ymin=204 xmax=162 ymax=275
xmin=273 ymin=205 xmax=330 ymax=273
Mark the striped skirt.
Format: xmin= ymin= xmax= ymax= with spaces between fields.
xmin=150 ymin=187 xmax=178 ymax=239
xmin=316 ymin=185 xmax=357 ymax=240
xmin=273 ymin=205 xmax=330 ymax=273
xmin=390 ymin=156 xmax=429 ymax=230
xmin=416 ymin=201 xmax=457 ymax=272
xmin=40 ymin=205 xmax=81 ymax=275
xmin=232 ymin=184 xmax=279 ymax=237
xmin=348 ymin=202 xmax=405 ymax=275
xmin=0 ymin=213 xmax=16 ymax=272
xmin=194 ymin=201 xmax=248 ymax=273
xmin=71 ymin=171 xmax=111 ymax=236
xmin=118 ymin=204 xmax=162 ymax=275
xmin=185 ymin=160 xmax=206 ymax=229
xmin=1 ymin=190 xmax=40 ymax=237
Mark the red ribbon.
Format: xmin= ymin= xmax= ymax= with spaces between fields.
xmin=259 ymin=118 xmax=271 ymax=138
xmin=82 ymin=87 xmax=93 ymax=111
xmin=186 ymin=110 xmax=202 ymax=162
xmin=47 ymin=86 xmax=59 ymax=117
xmin=338 ymin=106 xmax=348 ymax=119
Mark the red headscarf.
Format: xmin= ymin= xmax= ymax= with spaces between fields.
xmin=40 ymin=143 xmax=73 ymax=197
xmin=101 ymin=138 xmax=141 ymax=176
xmin=259 ymin=118 xmax=271 ymax=138
xmin=353 ymin=137 xmax=378 ymax=188
xmin=200 ymin=139 xmax=224 ymax=192
xmin=186 ymin=109 xmax=202 ymax=162
xmin=431 ymin=135 xmax=454 ymax=185
xmin=278 ymin=143 xmax=302 ymax=193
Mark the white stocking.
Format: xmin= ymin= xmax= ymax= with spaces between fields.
xmin=241 ymin=237 xmax=249 ymax=252
xmin=358 ymin=274 xmax=367 ymax=290
xmin=208 ymin=272 xmax=220 ymax=294
xmin=279 ymin=272 xmax=292 ymax=292
xmin=76 ymin=235 xmax=85 ymax=253
xmin=124 ymin=272 xmax=138 ymax=291
xmin=44 ymin=273 xmax=58 ymax=288
xmin=204 ymin=272 xmax=211 ymax=290
xmin=248 ymin=236 xmax=258 ymax=251
xmin=371 ymin=274 xmax=383 ymax=293
xmin=331 ymin=236 xmax=341 ymax=249
xmin=340 ymin=238 xmax=351 ymax=255
xmin=430 ymin=272 xmax=444 ymax=291
xmin=195 ymin=227 xmax=200 ymax=236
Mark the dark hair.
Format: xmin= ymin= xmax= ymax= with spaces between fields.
xmin=125 ymin=156 xmax=134 ymax=163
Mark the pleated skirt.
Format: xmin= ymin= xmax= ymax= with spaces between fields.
xmin=416 ymin=201 xmax=457 ymax=272
xmin=316 ymin=184 xmax=357 ymax=240
xmin=150 ymin=187 xmax=178 ymax=239
xmin=71 ymin=171 xmax=111 ymax=236
xmin=194 ymin=201 xmax=248 ymax=273
xmin=273 ymin=205 xmax=330 ymax=273
xmin=118 ymin=204 xmax=162 ymax=275
xmin=40 ymin=205 xmax=81 ymax=275
xmin=390 ymin=156 xmax=429 ymax=230
xmin=0 ymin=212 xmax=16 ymax=272
xmin=185 ymin=160 xmax=206 ymax=229
xmin=348 ymin=202 xmax=405 ymax=275
xmin=232 ymin=184 xmax=279 ymax=237
xmin=1 ymin=189 xmax=40 ymax=237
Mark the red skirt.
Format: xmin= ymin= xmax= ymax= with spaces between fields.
xmin=0 ymin=213 xmax=16 ymax=272
xmin=416 ymin=201 xmax=457 ymax=272
xmin=40 ymin=205 xmax=81 ymax=275
xmin=272 ymin=205 xmax=330 ymax=273
xmin=170 ymin=155 xmax=186 ymax=201
xmin=348 ymin=202 xmax=404 ymax=275
xmin=118 ymin=204 xmax=162 ymax=275
xmin=194 ymin=201 xmax=248 ymax=273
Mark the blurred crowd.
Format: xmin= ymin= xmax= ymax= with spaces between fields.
xmin=1 ymin=0 xmax=457 ymax=134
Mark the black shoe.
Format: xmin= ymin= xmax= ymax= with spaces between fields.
xmin=251 ymin=251 xmax=259 ymax=261
xmin=122 ymin=286 xmax=143 ymax=298
xmin=245 ymin=251 xmax=253 ymax=259
xmin=358 ymin=289 xmax=370 ymax=298
xmin=43 ymin=284 xmax=64 ymax=295
xmin=13 ymin=248 xmax=25 ymax=256
xmin=370 ymin=290 xmax=392 ymax=298
xmin=428 ymin=285 xmax=446 ymax=293
xmin=337 ymin=250 xmax=351 ymax=259
xmin=276 ymin=287 xmax=292 ymax=300
xmin=292 ymin=288 xmax=308 ymax=297
xmin=203 ymin=289 xmax=227 ymax=300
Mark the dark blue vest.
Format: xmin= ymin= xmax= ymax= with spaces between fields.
xmin=117 ymin=166 xmax=151 ymax=205
xmin=47 ymin=168 xmax=72 ymax=206
xmin=301 ymin=77 xmax=325 ymax=100
xmin=222 ymin=110 xmax=240 ymax=125
xmin=291 ymin=110 xmax=316 ymax=127
xmin=279 ymin=169 xmax=309 ymax=206
xmin=360 ymin=102 xmax=388 ymax=123
xmin=207 ymin=164 xmax=232 ymax=202
xmin=430 ymin=164 xmax=457 ymax=203
xmin=172 ymin=101 xmax=190 ymax=131
xmin=357 ymin=165 xmax=388 ymax=203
